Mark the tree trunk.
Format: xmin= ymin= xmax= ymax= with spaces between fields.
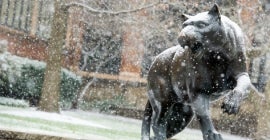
xmin=38 ymin=0 xmax=68 ymax=112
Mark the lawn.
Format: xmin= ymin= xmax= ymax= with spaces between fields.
xmin=0 ymin=105 xmax=250 ymax=140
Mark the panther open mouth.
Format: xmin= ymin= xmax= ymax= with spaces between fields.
xmin=190 ymin=42 xmax=203 ymax=54
xmin=178 ymin=36 xmax=203 ymax=54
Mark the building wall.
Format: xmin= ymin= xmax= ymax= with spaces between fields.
xmin=0 ymin=27 xmax=47 ymax=61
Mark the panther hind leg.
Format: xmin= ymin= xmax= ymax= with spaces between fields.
xmin=166 ymin=102 xmax=194 ymax=139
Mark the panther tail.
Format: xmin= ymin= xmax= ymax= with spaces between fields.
xmin=141 ymin=100 xmax=152 ymax=140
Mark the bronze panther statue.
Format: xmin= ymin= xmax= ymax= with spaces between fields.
xmin=141 ymin=4 xmax=258 ymax=140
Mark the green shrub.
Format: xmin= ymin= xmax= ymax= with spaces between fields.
xmin=60 ymin=69 xmax=81 ymax=108
xmin=0 ymin=53 xmax=81 ymax=109
xmin=13 ymin=65 xmax=44 ymax=105
xmin=0 ymin=74 xmax=10 ymax=97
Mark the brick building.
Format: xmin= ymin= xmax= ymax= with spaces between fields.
xmin=1 ymin=0 xmax=270 ymax=138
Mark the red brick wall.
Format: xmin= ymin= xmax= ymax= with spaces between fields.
xmin=0 ymin=26 xmax=47 ymax=61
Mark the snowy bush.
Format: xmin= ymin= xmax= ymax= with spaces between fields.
xmin=0 ymin=51 xmax=81 ymax=108
xmin=0 ymin=97 xmax=29 ymax=108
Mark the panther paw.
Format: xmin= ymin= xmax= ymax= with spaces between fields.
xmin=221 ymin=89 xmax=244 ymax=115
xmin=203 ymin=130 xmax=223 ymax=140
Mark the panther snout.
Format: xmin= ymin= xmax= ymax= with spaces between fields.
xmin=178 ymin=30 xmax=203 ymax=54
xmin=178 ymin=32 xmax=189 ymax=46
xmin=178 ymin=26 xmax=198 ymax=46
xmin=178 ymin=31 xmax=194 ymax=44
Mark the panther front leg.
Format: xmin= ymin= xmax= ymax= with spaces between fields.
xmin=222 ymin=73 xmax=251 ymax=114
xmin=192 ymin=94 xmax=223 ymax=140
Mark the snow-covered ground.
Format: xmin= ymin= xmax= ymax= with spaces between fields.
xmin=0 ymin=105 xmax=251 ymax=140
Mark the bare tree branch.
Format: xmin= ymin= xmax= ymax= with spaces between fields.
xmin=78 ymin=77 xmax=97 ymax=103
xmin=73 ymin=47 xmax=120 ymax=108
xmin=66 ymin=1 xmax=163 ymax=15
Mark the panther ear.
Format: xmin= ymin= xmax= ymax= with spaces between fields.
xmin=181 ymin=14 xmax=191 ymax=21
xmin=208 ymin=3 xmax=221 ymax=20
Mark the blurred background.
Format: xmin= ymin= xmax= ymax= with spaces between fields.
xmin=0 ymin=0 xmax=270 ymax=139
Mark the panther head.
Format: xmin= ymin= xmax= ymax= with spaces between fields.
xmin=178 ymin=4 xmax=226 ymax=54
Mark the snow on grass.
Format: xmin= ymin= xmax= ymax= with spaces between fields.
xmin=0 ymin=105 xmax=251 ymax=140
xmin=0 ymin=106 xmax=109 ymax=129
xmin=0 ymin=105 xmax=139 ymax=140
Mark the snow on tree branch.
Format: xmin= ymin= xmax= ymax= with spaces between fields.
xmin=66 ymin=1 xmax=165 ymax=15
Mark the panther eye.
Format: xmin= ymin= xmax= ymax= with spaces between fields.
xmin=197 ymin=22 xmax=208 ymax=28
